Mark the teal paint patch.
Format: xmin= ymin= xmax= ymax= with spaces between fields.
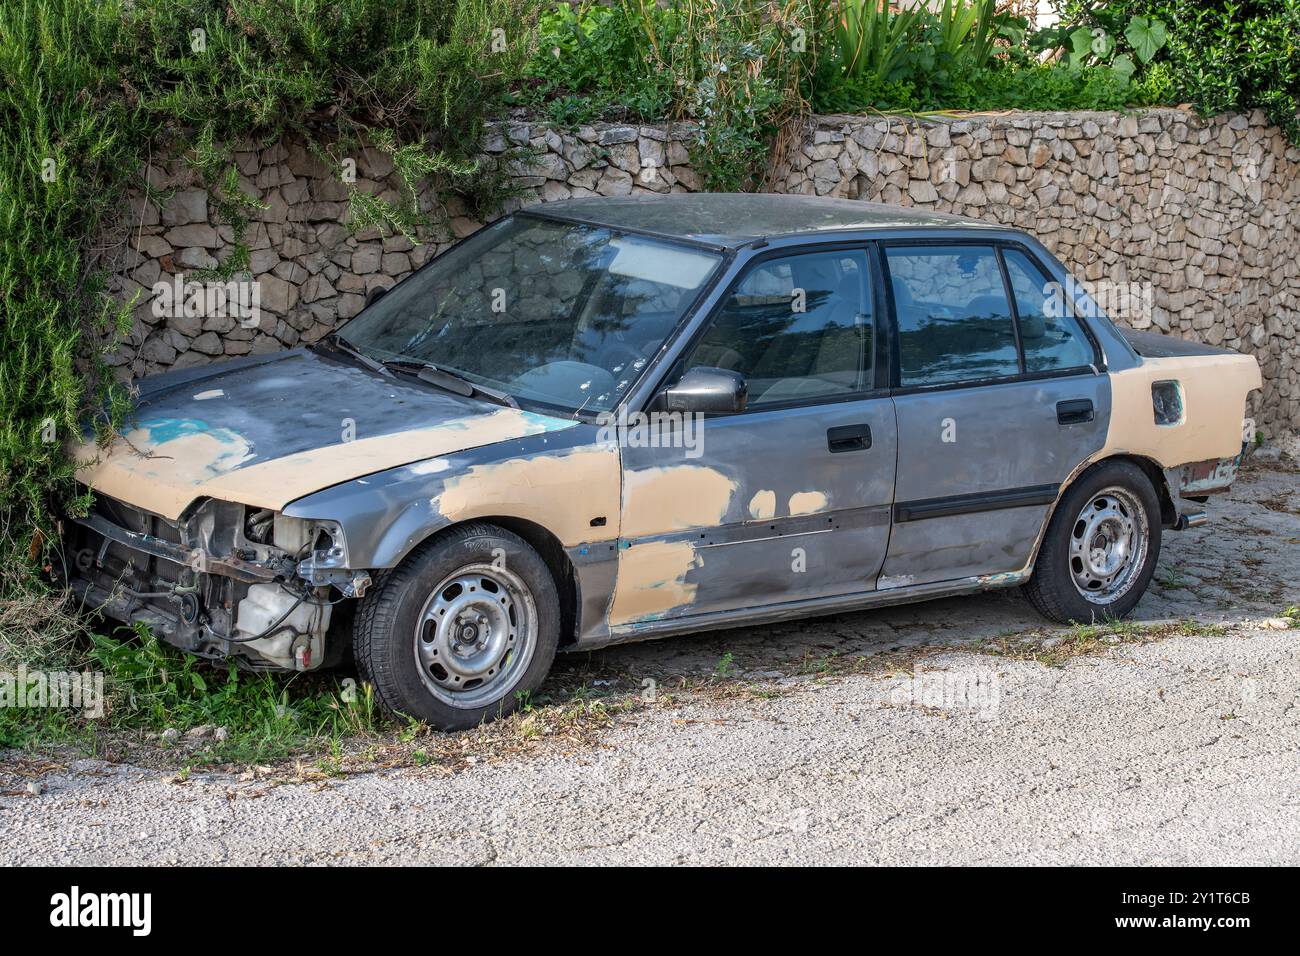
xmin=136 ymin=418 xmax=214 ymax=443
xmin=625 ymin=612 xmax=669 ymax=626
xmin=135 ymin=418 xmax=257 ymax=476
xmin=400 ymin=409 xmax=572 ymax=444
xmin=136 ymin=418 xmax=253 ymax=452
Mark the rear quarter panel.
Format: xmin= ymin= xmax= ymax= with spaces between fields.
xmin=1103 ymin=353 xmax=1262 ymax=467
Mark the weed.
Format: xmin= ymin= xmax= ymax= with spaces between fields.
xmin=714 ymin=651 xmax=738 ymax=677
xmin=975 ymin=618 xmax=1227 ymax=668
xmin=1 ymin=619 xmax=385 ymax=764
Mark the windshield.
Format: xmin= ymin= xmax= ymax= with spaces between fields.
xmin=337 ymin=215 xmax=723 ymax=415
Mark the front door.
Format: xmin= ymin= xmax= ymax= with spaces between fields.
xmin=610 ymin=245 xmax=897 ymax=628
xmin=880 ymin=242 xmax=1109 ymax=588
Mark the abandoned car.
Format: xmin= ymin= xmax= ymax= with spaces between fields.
xmin=69 ymin=195 xmax=1262 ymax=728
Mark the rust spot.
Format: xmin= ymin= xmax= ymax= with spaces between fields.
xmin=1177 ymin=456 xmax=1239 ymax=496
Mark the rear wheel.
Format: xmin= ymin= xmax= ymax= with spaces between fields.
xmin=353 ymin=523 xmax=559 ymax=730
xmin=1024 ymin=460 xmax=1162 ymax=624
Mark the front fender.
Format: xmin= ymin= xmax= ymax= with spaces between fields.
xmin=282 ymin=429 xmax=621 ymax=569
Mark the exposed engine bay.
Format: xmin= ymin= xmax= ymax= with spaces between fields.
xmin=63 ymin=496 xmax=370 ymax=671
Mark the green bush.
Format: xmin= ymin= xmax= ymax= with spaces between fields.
xmin=809 ymin=0 xmax=1176 ymax=114
xmin=0 ymin=618 xmax=380 ymax=759
xmin=1033 ymin=2 xmax=1171 ymax=86
xmin=0 ymin=0 xmax=534 ymax=561
xmin=1140 ymin=0 xmax=1300 ymax=143
xmin=520 ymin=1 xmax=818 ymax=190
xmin=812 ymin=59 xmax=1141 ymax=114
xmin=0 ymin=0 xmax=537 ymax=731
xmin=522 ymin=1 xmax=679 ymax=121
xmin=0 ymin=0 xmax=138 ymax=558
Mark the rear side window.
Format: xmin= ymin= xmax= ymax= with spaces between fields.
xmin=886 ymin=246 xmax=1020 ymax=386
xmin=1002 ymin=249 xmax=1095 ymax=372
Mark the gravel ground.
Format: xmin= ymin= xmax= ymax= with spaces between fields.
xmin=3 ymin=460 xmax=1297 ymax=866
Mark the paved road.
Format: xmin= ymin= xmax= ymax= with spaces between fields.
xmin=3 ymin=462 xmax=1297 ymax=865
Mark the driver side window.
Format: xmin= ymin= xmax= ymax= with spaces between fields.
xmin=679 ymin=248 xmax=874 ymax=409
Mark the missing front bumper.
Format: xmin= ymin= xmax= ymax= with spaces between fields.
xmin=64 ymin=497 xmax=335 ymax=671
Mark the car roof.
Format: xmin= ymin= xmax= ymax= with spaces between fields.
xmin=528 ymin=193 xmax=1001 ymax=249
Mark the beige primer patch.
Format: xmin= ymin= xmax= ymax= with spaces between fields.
xmin=748 ymin=489 xmax=776 ymax=520
xmin=788 ymin=491 xmax=829 ymax=515
xmin=1104 ymin=354 xmax=1262 ymax=466
xmin=73 ymin=424 xmax=256 ymax=520
xmin=620 ymin=465 xmax=738 ymax=538
xmin=608 ymin=540 xmax=700 ymax=625
xmin=431 ymin=447 xmax=620 ymax=547
xmin=76 ymin=407 xmax=575 ymax=520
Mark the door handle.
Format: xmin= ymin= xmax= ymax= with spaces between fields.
xmin=1056 ymin=399 xmax=1094 ymax=425
xmin=827 ymin=423 xmax=872 ymax=453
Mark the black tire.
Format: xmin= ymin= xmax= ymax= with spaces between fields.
xmin=353 ymin=523 xmax=559 ymax=730
xmin=1024 ymin=460 xmax=1162 ymax=624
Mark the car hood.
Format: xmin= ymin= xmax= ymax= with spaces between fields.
xmin=74 ymin=348 xmax=578 ymax=520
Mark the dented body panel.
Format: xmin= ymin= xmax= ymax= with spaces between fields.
xmin=64 ymin=196 xmax=1263 ymax=672
xmin=611 ymin=397 xmax=897 ymax=629
xmin=74 ymin=349 xmax=577 ymax=520
xmin=280 ymin=425 xmax=620 ymax=567
xmin=1100 ymin=354 xmax=1261 ymax=468
xmin=884 ymin=373 xmax=1111 ymax=588
xmin=1167 ymin=456 xmax=1242 ymax=498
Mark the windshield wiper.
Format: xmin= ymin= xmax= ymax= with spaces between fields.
xmin=321 ymin=333 xmax=393 ymax=378
xmin=382 ymin=358 xmax=518 ymax=409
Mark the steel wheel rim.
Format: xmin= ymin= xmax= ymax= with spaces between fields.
xmin=1069 ymin=485 xmax=1149 ymax=604
xmin=414 ymin=563 xmax=537 ymax=709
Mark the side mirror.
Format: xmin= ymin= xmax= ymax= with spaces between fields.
xmin=365 ymin=286 xmax=390 ymax=307
xmin=659 ymin=366 xmax=747 ymax=414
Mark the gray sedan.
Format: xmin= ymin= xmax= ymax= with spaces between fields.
xmin=71 ymin=194 xmax=1261 ymax=728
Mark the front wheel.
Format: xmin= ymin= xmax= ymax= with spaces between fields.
xmin=353 ymin=523 xmax=560 ymax=730
xmin=1024 ymin=460 xmax=1162 ymax=624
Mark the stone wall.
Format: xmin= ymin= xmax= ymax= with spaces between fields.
xmin=103 ymin=121 xmax=699 ymax=375
xmin=104 ymin=107 xmax=1299 ymax=438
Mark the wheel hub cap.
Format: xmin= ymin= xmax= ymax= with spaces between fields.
xmin=415 ymin=565 xmax=537 ymax=708
xmin=1069 ymin=487 xmax=1149 ymax=604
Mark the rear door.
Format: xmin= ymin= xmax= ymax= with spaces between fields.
xmin=610 ymin=243 xmax=898 ymax=628
xmin=880 ymin=241 xmax=1109 ymax=588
